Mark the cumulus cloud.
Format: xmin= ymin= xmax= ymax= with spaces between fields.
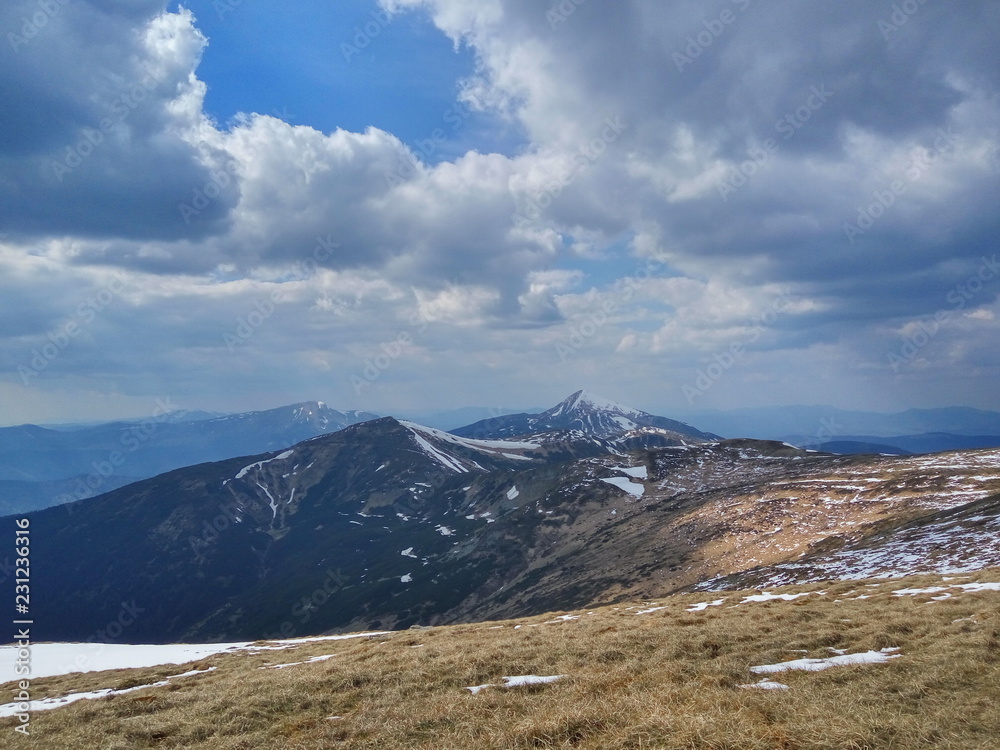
xmin=1 ymin=0 xmax=999 ymax=420
xmin=0 ymin=3 xmax=237 ymax=240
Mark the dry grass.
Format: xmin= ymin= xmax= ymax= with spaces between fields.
xmin=5 ymin=569 xmax=1000 ymax=749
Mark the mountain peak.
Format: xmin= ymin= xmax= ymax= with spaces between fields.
xmin=554 ymin=390 xmax=645 ymax=418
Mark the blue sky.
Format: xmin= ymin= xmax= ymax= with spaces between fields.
xmin=180 ymin=0 xmax=516 ymax=158
xmin=1 ymin=0 xmax=999 ymax=425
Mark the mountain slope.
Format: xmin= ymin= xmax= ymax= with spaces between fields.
xmin=0 ymin=401 xmax=378 ymax=513
xmin=453 ymin=390 xmax=717 ymax=442
xmin=24 ymin=404 xmax=1000 ymax=643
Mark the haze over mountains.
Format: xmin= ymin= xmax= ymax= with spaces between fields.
xmin=12 ymin=390 xmax=1000 ymax=645
xmin=0 ymin=402 xmax=377 ymax=515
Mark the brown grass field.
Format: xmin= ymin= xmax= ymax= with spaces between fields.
xmin=4 ymin=569 xmax=1000 ymax=749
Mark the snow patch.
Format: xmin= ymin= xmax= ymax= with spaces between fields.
xmin=236 ymin=450 xmax=295 ymax=480
xmin=750 ymin=648 xmax=901 ymax=674
xmin=466 ymin=674 xmax=567 ymax=694
xmin=0 ymin=667 xmax=216 ymax=718
xmin=599 ymin=476 xmax=644 ymax=497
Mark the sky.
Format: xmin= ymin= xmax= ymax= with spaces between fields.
xmin=1 ymin=0 xmax=999 ymax=426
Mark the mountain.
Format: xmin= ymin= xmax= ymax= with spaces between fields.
xmin=677 ymin=405 xmax=1000 ymax=439
xmin=0 ymin=402 xmax=378 ymax=513
xmin=811 ymin=440 xmax=912 ymax=456
xmin=23 ymin=405 xmax=1000 ymax=643
xmin=453 ymin=390 xmax=718 ymax=442
xmin=801 ymin=433 xmax=1000 ymax=455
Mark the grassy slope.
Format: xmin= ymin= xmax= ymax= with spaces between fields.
xmin=5 ymin=569 xmax=1000 ymax=749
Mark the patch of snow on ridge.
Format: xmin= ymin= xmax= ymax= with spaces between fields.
xmin=407 ymin=430 xmax=468 ymax=473
xmin=600 ymin=476 xmax=644 ymax=497
xmin=400 ymin=421 xmax=540 ymax=451
xmin=236 ymin=449 xmax=295 ymax=480
xmin=507 ymin=485 xmax=520 ymax=499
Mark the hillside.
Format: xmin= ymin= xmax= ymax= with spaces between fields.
xmin=3 ymin=570 xmax=999 ymax=748
xmin=24 ymin=399 xmax=1000 ymax=642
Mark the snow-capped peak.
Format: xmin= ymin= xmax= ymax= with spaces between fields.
xmin=552 ymin=390 xmax=646 ymax=419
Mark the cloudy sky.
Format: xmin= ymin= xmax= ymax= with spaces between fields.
xmin=1 ymin=0 xmax=998 ymax=425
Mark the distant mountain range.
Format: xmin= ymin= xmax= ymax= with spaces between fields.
xmin=675 ymin=405 xmax=1000 ymax=439
xmin=19 ymin=390 xmax=1000 ymax=644
xmin=0 ymin=402 xmax=377 ymax=514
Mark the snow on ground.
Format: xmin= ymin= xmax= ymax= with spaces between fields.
xmin=617 ymin=465 xmax=648 ymax=479
xmin=0 ymin=667 xmax=216 ymax=718
xmin=400 ymin=574 xmax=413 ymax=583
xmin=739 ymin=678 xmax=790 ymax=690
xmin=260 ymin=654 xmax=336 ymax=670
xmin=892 ymin=582 xmax=1000 ymax=597
xmin=465 ymin=675 xmax=567 ymax=694
xmin=600 ymin=476 xmax=645 ymax=497
xmin=507 ymin=485 xmax=520 ymax=500
xmin=750 ymin=648 xmax=901 ymax=674
xmin=236 ymin=450 xmax=295 ymax=480
xmin=741 ymin=507 xmax=1000 ymax=587
xmin=435 ymin=525 xmax=455 ymax=536
xmin=687 ymin=599 xmax=725 ymax=612
xmin=0 ymin=632 xmax=389 ymax=681
xmin=401 ymin=547 xmax=417 ymax=558
xmin=741 ymin=591 xmax=821 ymax=604
xmin=634 ymin=605 xmax=668 ymax=615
